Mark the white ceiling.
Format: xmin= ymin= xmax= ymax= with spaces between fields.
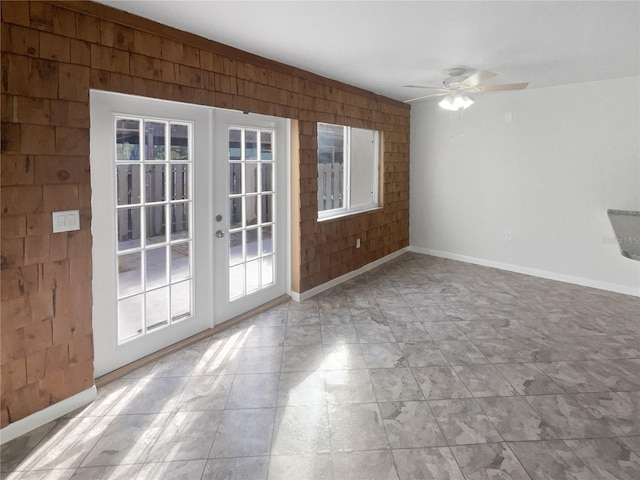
xmin=97 ymin=0 xmax=640 ymax=102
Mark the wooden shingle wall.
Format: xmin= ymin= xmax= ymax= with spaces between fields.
xmin=0 ymin=0 xmax=410 ymax=427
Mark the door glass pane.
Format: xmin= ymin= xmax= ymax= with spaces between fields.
xmin=229 ymin=264 xmax=244 ymax=301
xmin=245 ymin=130 xmax=257 ymax=160
xmin=145 ymin=121 xmax=166 ymax=160
xmin=246 ymin=196 xmax=258 ymax=226
xmin=114 ymin=116 xmax=194 ymax=346
xmin=171 ymin=124 xmax=189 ymax=160
xmin=226 ymin=126 xmax=277 ymax=302
xmin=146 ymin=247 xmax=168 ymax=289
xmin=262 ymin=256 xmax=273 ymax=287
xmin=145 ymin=164 xmax=166 ymax=202
xmin=229 ymin=163 xmax=241 ymax=195
xmin=117 ymin=207 xmax=141 ymax=251
xmin=171 ymin=243 xmax=190 ymax=281
xmin=261 ymin=225 xmax=273 ymax=255
xmin=246 ymin=228 xmax=258 ymax=260
xmin=261 ymin=194 xmax=273 ymax=224
xmin=146 ymin=287 xmax=169 ymax=331
xmin=118 ymin=252 xmax=142 ymax=297
xmin=171 ymin=203 xmax=189 ymax=241
xmin=146 ymin=205 xmax=166 ymax=245
xmin=229 ymin=231 xmax=243 ymax=266
xmin=116 ymin=119 xmax=140 ymax=161
xmin=118 ymin=294 xmax=143 ymax=343
xmin=117 ymin=165 xmax=141 ymax=205
xmin=245 ymin=163 xmax=258 ymax=194
xmin=246 ymin=260 xmax=260 ymax=293
xmin=260 ymin=131 xmax=272 ymax=160
xmin=171 ymin=280 xmax=191 ymax=322
xmin=261 ymin=164 xmax=272 ymax=192
xmin=171 ymin=164 xmax=189 ymax=200
xmin=229 ymin=129 xmax=241 ymax=160
xmin=230 ymin=198 xmax=242 ymax=229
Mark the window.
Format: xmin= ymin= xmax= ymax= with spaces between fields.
xmin=317 ymin=123 xmax=380 ymax=219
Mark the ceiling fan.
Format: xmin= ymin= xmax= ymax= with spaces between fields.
xmin=404 ymin=68 xmax=529 ymax=110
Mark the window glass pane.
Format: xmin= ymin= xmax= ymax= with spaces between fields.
xmin=229 ymin=129 xmax=241 ymax=160
xmin=230 ymin=198 xmax=242 ymax=229
xmin=245 ymin=163 xmax=258 ymax=194
xmin=317 ymin=123 xmax=379 ymax=218
xmin=145 ymin=164 xmax=166 ymax=203
xmin=229 ymin=264 xmax=244 ymax=301
xmin=261 ymin=225 xmax=273 ymax=255
xmin=262 ymin=256 xmax=273 ymax=287
xmin=230 ymin=163 xmax=242 ymax=195
xmin=146 ymin=246 xmax=168 ymax=289
xmin=116 ymin=119 xmax=140 ymax=161
xmin=146 ymin=287 xmax=169 ymax=331
xmin=317 ymin=123 xmax=345 ymax=212
xmin=171 ymin=124 xmax=189 ymax=160
xmin=229 ymin=231 xmax=243 ymax=266
xmin=118 ymin=252 xmax=142 ymax=297
xmin=245 ymin=130 xmax=257 ymax=160
xmin=171 ymin=164 xmax=189 ymax=201
xmin=146 ymin=205 xmax=166 ymax=245
xmin=246 ymin=196 xmax=258 ymax=226
xmin=261 ymin=194 xmax=273 ymax=224
xmin=118 ymin=294 xmax=143 ymax=343
xmin=246 ymin=259 xmax=260 ymax=293
xmin=171 ymin=280 xmax=191 ymax=322
xmin=350 ymin=127 xmax=377 ymax=208
xmin=246 ymin=228 xmax=258 ymax=260
xmin=171 ymin=243 xmax=190 ymax=281
xmin=261 ymin=164 xmax=272 ymax=192
xmin=171 ymin=203 xmax=190 ymax=241
xmin=145 ymin=121 xmax=166 ymax=160
xmin=118 ymin=207 xmax=141 ymax=251
xmin=116 ymin=164 xmax=141 ymax=205
xmin=260 ymin=131 xmax=273 ymax=160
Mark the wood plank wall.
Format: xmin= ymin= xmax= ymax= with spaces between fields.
xmin=0 ymin=0 xmax=410 ymax=427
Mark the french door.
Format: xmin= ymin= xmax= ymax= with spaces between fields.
xmin=90 ymin=92 xmax=287 ymax=377
xmin=213 ymin=110 xmax=287 ymax=322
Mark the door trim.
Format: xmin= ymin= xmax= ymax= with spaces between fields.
xmin=90 ymin=90 xmax=292 ymax=377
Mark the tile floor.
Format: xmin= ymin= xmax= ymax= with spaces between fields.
xmin=2 ymin=253 xmax=640 ymax=479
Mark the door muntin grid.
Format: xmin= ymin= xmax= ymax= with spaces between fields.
xmin=228 ymin=127 xmax=276 ymax=301
xmin=115 ymin=116 xmax=194 ymax=344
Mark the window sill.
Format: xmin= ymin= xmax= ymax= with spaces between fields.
xmin=317 ymin=205 xmax=382 ymax=223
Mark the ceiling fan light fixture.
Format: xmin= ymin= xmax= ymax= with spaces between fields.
xmin=460 ymin=94 xmax=474 ymax=109
xmin=439 ymin=93 xmax=473 ymax=111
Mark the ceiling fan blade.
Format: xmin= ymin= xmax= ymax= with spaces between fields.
xmin=461 ymin=70 xmax=497 ymax=87
xmin=403 ymin=84 xmax=447 ymax=91
xmin=473 ymin=82 xmax=529 ymax=92
xmin=404 ymin=92 xmax=448 ymax=103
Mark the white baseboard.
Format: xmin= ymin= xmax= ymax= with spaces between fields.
xmin=409 ymin=246 xmax=640 ymax=297
xmin=0 ymin=386 xmax=97 ymax=445
xmin=291 ymin=247 xmax=410 ymax=302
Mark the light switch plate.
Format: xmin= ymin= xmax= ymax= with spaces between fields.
xmin=52 ymin=210 xmax=80 ymax=233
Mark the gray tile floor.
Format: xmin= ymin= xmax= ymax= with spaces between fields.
xmin=2 ymin=253 xmax=640 ymax=479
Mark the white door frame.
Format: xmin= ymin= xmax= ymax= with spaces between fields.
xmin=90 ymin=90 xmax=291 ymax=377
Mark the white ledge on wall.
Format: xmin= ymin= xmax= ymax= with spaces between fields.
xmin=410 ymin=246 xmax=640 ymax=298
xmin=0 ymin=386 xmax=97 ymax=445
xmin=291 ymin=247 xmax=410 ymax=302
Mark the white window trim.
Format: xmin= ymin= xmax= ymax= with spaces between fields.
xmin=317 ymin=124 xmax=380 ymax=221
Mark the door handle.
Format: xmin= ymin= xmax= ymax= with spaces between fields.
xmin=215 ymin=230 xmax=225 ymax=238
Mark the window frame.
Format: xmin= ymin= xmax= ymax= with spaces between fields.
xmin=317 ymin=122 xmax=381 ymax=221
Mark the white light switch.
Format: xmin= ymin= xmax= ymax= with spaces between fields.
xmin=52 ymin=210 xmax=80 ymax=233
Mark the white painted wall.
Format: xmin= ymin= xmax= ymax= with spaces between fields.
xmin=410 ymin=77 xmax=640 ymax=295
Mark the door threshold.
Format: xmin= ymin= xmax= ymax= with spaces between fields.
xmin=95 ymin=294 xmax=290 ymax=388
